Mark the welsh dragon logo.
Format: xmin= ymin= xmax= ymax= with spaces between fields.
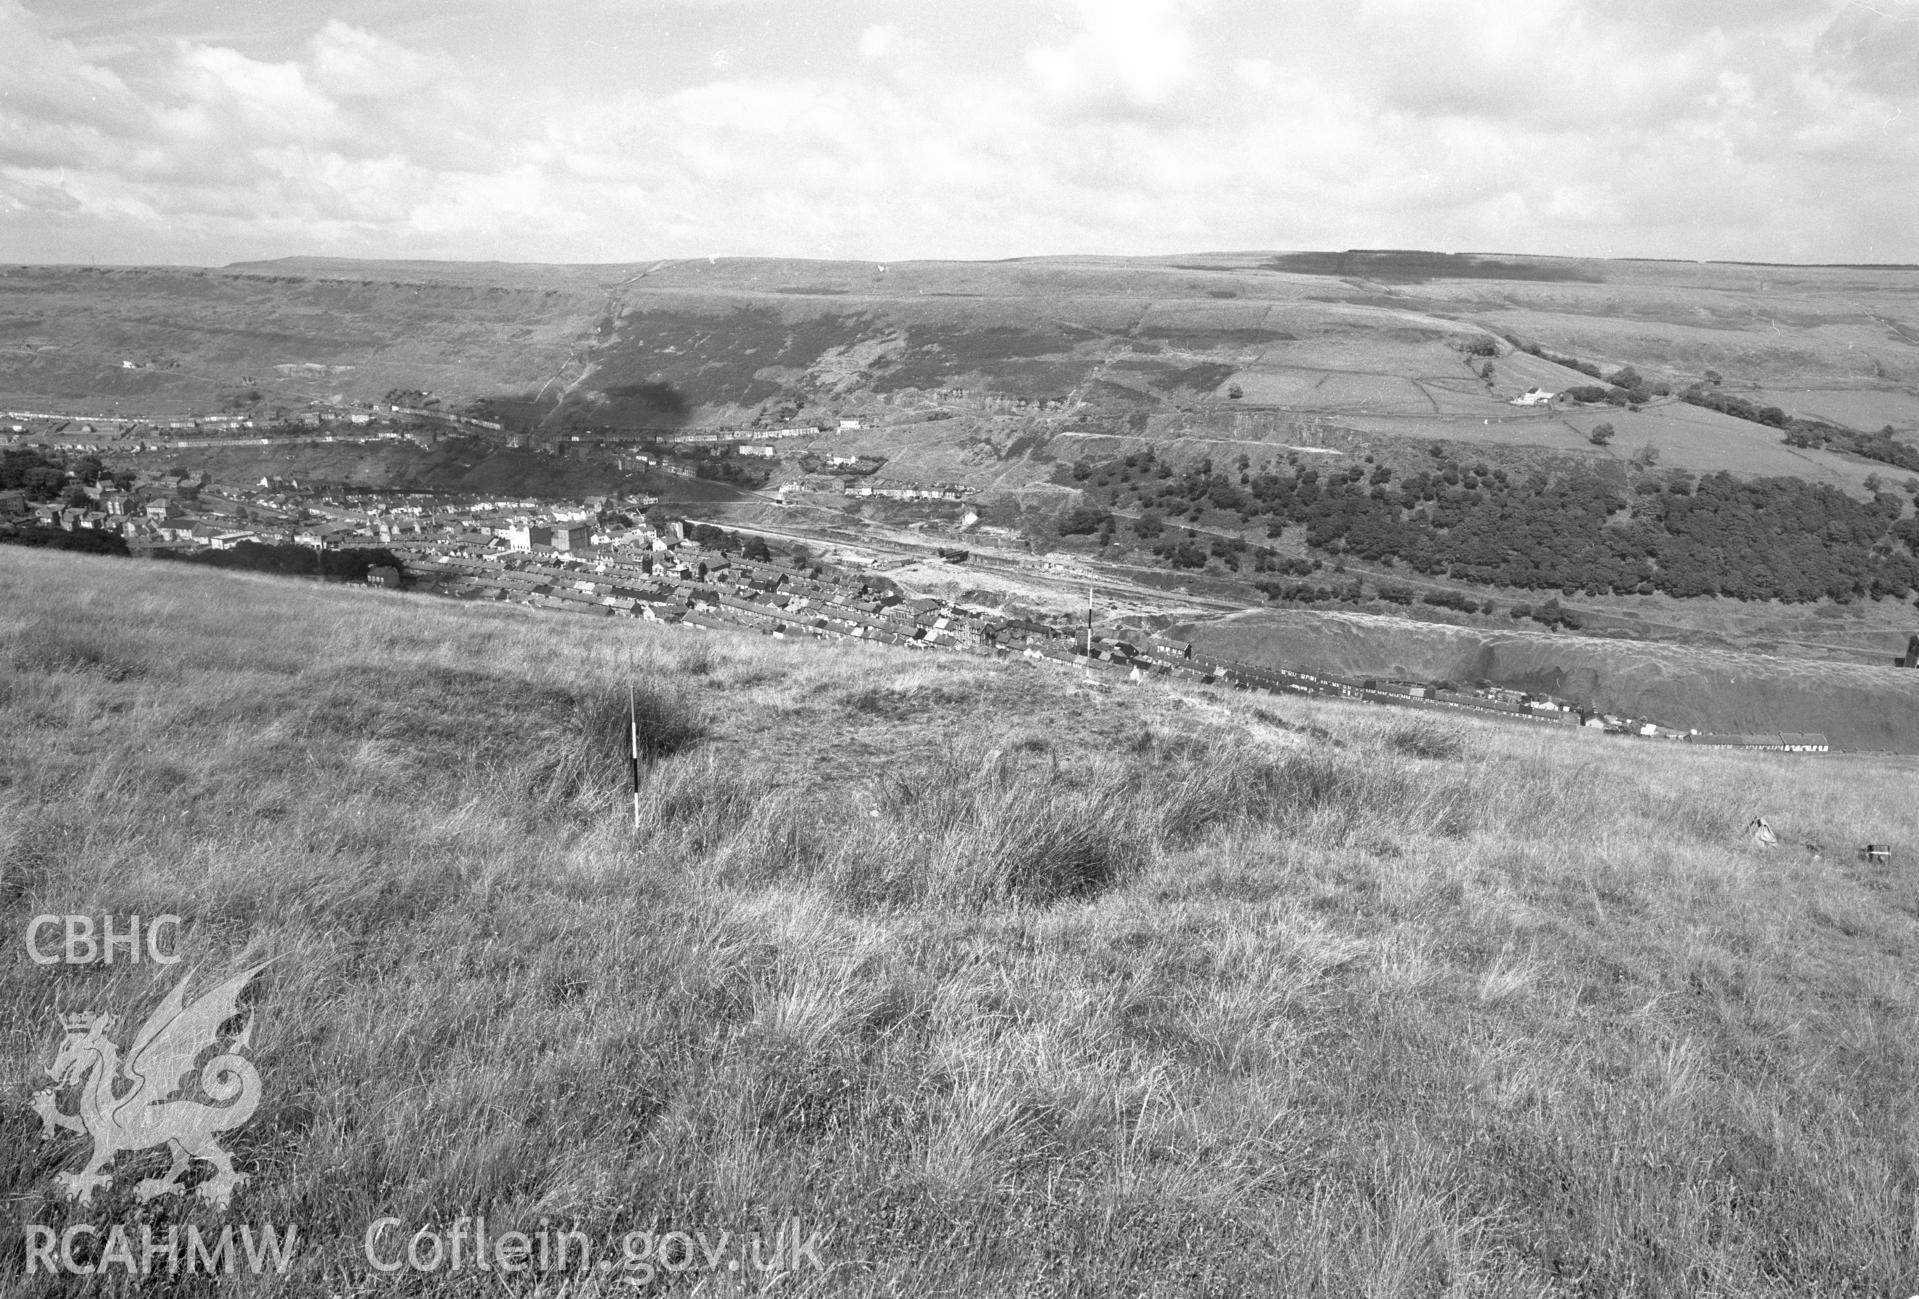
xmin=32 ymin=963 xmax=268 ymax=1209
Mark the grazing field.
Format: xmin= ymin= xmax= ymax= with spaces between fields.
xmin=1313 ymin=398 xmax=1893 ymax=495
xmin=1228 ymin=369 xmax=1441 ymax=415
xmin=1552 ymin=400 xmax=1896 ymax=492
xmin=3 ymin=547 xmax=1917 ymax=1296
xmin=1742 ymin=387 xmax=1919 ymax=434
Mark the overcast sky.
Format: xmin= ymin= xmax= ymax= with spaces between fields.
xmin=2 ymin=0 xmax=1915 ymax=267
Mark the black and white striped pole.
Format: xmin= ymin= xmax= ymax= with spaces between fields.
xmin=628 ymin=681 xmax=641 ymax=831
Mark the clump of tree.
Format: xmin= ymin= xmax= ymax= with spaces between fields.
xmin=1420 ymin=589 xmax=1487 ymax=614
xmin=1256 ymin=579 xmax=1362 ymax=605
xmin=1151 ymin=536 xmax=1208 ymax=569
xmin=154 ymin=540 xmax=405 ymax=582
xmin=1529 ymin=597 xmax=1582 ymax=631
xmin=686 ymin=522 xmax=742 ymax=553
xmin=1589 ymin=424 xmax=1616 ymax=447
xmin=1058 ymin=503 xmax=1113 ymax=535
xmin=1683 ymin=386 xmax=1789 ymax=428
xmin=1784 ymin=423 xmax=1919 ymax=474
xmin=0 ymin=523 xmax=131 ymax=557
xmin=1253 ymin=553 xmax=1316 ymax=576
xmin=1561 ymin=385 xmax=1618 ymax=406
xmin=1501 ymin=335 xmax=1605 ymax=379
xmin=1211 ymin=533 xmax=1249 ymax=568
xmin=692 ymin=456 xmax=774 ymax=490
xmin=3 ymin=448 xmax=78 ymax=502
xmin=1064 ymin=443 xmax=1919 ymax=604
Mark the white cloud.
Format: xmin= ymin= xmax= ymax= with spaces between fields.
xmin=0 ymin=0 xmax=149 ymax=137
xmin=1815 ymin=0 xmax=1919 ymax=94
xmin=1026 ymin=0 xmax=1204 ymax=110
xmin=858 ymin=23 xmax=898 ymax=61
xmin=308 ymin=19 xmax=441 ymax=100
xmin=1234 ymin=58 xmax=1275 ymax=89
xmin=173 ymin=45 xmax=341 ymax=145
xmin=0 ymin=0 xmax=1913 ymax=265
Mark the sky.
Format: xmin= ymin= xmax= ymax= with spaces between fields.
xmin=1 ymin=0 xmax=1915 ymax=266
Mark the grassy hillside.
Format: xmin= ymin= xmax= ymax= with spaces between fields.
xmin=0 ymin=264 xmax=607 ymax=419
xmin=6 ymin=254 xmax=1914 ymax=496
xmin=3 ymin=549 xmax=1917 ymax=1296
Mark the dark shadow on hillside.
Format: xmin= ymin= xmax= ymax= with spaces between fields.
xmin=598 ymin=306 xmax=883 ymax=410
xmin=1264 ymin=251 xmax=1602 ymax=284
xmin=598 ymin=380 xmax=690 ymax=421
xmin=1135 ymin=326 xmax=1298 ymax=344
xmin=487 ymin=305 xmax=897 ymax=433
xmin=1110 ymin=360 xmax=1237 ymax=393
xmin=871 ymin=323 xmax=1097 ymax=397
xmin=485 ymin=380 xmax=696 ymax=437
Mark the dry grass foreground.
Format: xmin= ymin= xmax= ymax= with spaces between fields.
xmin=2 ymin=546 xmax=1917 ymax=1298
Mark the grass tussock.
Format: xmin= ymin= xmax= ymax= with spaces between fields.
xmin=1383 ymin=717 xmax=1468 ymax=761
xmin=843 ymin=737 xmax=1147 ymax=906
xmin=2 ymin=547 xmax=1918 ymax=1297
xmin=841 ymin=669 xmax=976 ymax=718
xmin=789 ymin=733 xmax=1403 ymax=910
xmin=582 ymin=677 xmax=707 ymax=765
